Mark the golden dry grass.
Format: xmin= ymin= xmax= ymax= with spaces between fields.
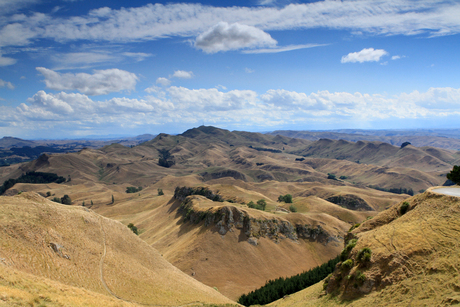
xmin=0 ymin=193 xmax=236 ymax=306
xmin=269 ymin=189 xmax=460 ymax=306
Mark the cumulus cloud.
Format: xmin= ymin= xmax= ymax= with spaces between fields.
xmin=36 ymin=67 xmax=138 ymax=95
xmin=0 ymin=79 xmax=14 ymax=89
xmin=172 ymin=70 xmax=194 ymax=79
xmin=195 ymin=22 xmax=277 ymax=53
xmin=2 ymin=85 xmax=460 ymax=137
xmin=156 ymin=77 xmax=171 ymax=86
xmin=341 ymin=48 xmax=388 ymax=63
xmin=167 ymin=86 xmax=258 ymax=111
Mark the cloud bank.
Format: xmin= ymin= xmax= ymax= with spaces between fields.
xmin=36 ymin=67 xmax=139 ymax=95
xmin=5 ymin=85 xmax=459 ymax=137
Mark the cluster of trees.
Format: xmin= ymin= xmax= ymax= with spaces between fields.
xmin=278 ymin=194 xmax=292 ymax=203
xmin=126 ymin=186 xmax=142 ymax=193
xmin=174 ymin=186 xmax=223 ymax=202
xmin=238 ymin=256 xmax=340 ymax=306
xmin=369 ymin=185 xmax=414 ymax=196
xmin=247 ymin=199 xmax=267 ymax=211
xmin=51 ymin=194 xmax=72 ymax=205
xmin=158 ymin=149 xmax=175 ymax=168
xmin=0 ymin=171 xmax=66 ymax=195
xmin=248 ymin=146 xmax=282 ymax=153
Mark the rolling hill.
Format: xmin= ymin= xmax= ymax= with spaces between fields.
xmin=0 ymin=192 xmax=236 ymax=306
xmin=0 ymin=125 xmax=457 ymax=302
xmin=268 ymin=188 xmax=460 ymax=306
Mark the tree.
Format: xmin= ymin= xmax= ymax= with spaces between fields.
xmin=327 ymin=173 xmax=337 ymax=180
xmin=111 ymin=195 xmax=114 ymax=204
xmin=127 ymin=223 xmax=138 ymax=235
xmin=158 ymin=149 xmax=175 ymax=168
xmin=278 ymin=194 xmax=292 ymax=203
xmin=256 ymin=199 xmax=267 ymax=211
xmin=157 ymin=188 xmax=164 ymax=196
xmin=61 ymin=194 xmax=71 ymax=205
xmin=447 ymin=165 xmax=460 ymax=185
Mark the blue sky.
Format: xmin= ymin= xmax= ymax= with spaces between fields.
xmin=0 ymin=0 xmax=460 ymax=139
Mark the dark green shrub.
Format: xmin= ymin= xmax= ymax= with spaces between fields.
xmin=289 ymin=205 xmax=297 ymax=212
xmin=339 ymin=175 xmax=348 ymax=180
xmin=340 ymin=239 xmax=358 ymax=261
xmin=52 ymin=197 xmax=61 ymax=203
xmin=256 ymin=199 xmax=267 ymax=211
xmin=355 ymin=270 xmax=366 ymax=284
xmin=327 ymin=173 xmax=337 ymax=180
xmin=278 ymin=194 xmax=293 ymax=203
xmin=61 ymin=195 xmax=71 ymax=205
xmin=357 ymin=247 xmax=372 ymax=264
xmin=46 ymin=191 xmax=51 ymax=197
xmin=400 ymin=201 xmax=410 ymax=215
xmin=126 ymin=186 xmax=142 ymax=193
xmin=127 ymin=223 xmax=138 ymax=235
xmin=157 ymin=188 xmax=164 ymax=196
xmin=341 ymin=259 xmax=354 ymax=270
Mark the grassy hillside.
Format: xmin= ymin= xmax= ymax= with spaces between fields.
xmin=0 ymin=192 xmax=236 ymax=306
xmin=268 ymin=189 xmax=460 ymax=306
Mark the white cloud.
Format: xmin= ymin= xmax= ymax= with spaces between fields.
xmin=341 ymin=48 xmax=388 ymax=63
xmin=5 ymin=86 xmax=460 ymax=136
xmin=172 ymin=70 xmax=194 ymax=79
xmin=0 ymin=79 xmax=14 ymax=89
xmin=242 ymin=43 xmax=328 ymax=54
xmin=391 ymin=55 xmax=405 ymax=60
xmin=36 ymin=67 xmax=138 ymax=95
xmin=156 ymin=77 xmax=171 ymax=86
xmin=1 ymin=1 xmax=460 ymax=57
xmin=245 ymin=68 xmax=254 ymax=73
xmin=167 ymin=86 xmax=258 ymax=111
xmin=195 ymin=22 xmax=277 ymax=53
xmin=0 ymin=53 xmax=16 ymax=66
xmin=122 ymin=52 xmax=153 ymax=62
xmin=50 ymin=51 xmax=152 ymax=70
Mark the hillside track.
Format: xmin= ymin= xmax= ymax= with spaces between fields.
xmin=98 ymin=215 xmax=221 ymax=307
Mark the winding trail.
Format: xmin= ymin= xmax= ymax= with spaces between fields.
xmin=97 ymin=215 xmax=211 ymax=307
xmin=99 ymin=216 xmax=125 ymax=301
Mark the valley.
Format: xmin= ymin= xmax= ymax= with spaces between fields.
xmin=0 ymin=126 xmax=459 ymax=306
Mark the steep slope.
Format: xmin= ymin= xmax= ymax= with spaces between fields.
xmin=0 ymin=192 xmax=236 ymax=306
xmin=269 ymin=188 xmax=460 ymax=306
xmin=131 ymin=193 xmax=349 ymax=300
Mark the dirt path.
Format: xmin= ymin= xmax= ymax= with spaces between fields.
xmin=97 ymin=216 xmax=211 ymax=307
xmin=99 ymin=216 xmax=126 ymax=301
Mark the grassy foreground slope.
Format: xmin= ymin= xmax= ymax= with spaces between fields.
xmin=268 ymin=189 xmax=460 ymax=306
xmin=0 ymin=192 xmax=236 ymax=306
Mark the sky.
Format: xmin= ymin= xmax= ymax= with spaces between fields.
xmin=0 ymin=0 xmax=460 ymax=139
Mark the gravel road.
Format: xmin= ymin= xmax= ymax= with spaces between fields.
xmin=432 ymin=187 xmax=460 ymax=197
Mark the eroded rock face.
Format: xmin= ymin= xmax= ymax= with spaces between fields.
xmin=177 ymin=196 xmax=337 ymax=246
xmin=326 ymin=194 xmax=374 ymax=211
